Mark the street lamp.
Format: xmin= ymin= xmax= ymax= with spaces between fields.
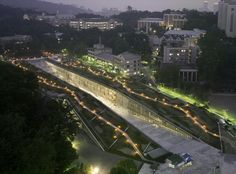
xmin=91 ymin=166 xmax=100 ymax=174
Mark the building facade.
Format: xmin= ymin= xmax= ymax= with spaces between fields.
xmin=179 ymin=66 xmax=198 ymax=83
xmin=161 ymin=29 xmax=205 ymax=83
xmin=70 ymin=18 xmax=122 ymax=31
xmin=163 ymin=29 xmax=205 ymax=47
xmin=36 ymin=13 xmax=75 ymax=26
xmin=163 ymin=46 xmax=198 ymax=64
xmin=213 ymin=2 xmax=219 ymax=14
xmin=0 ymin=35 xmax=32 ymax=45
xmin=218 ymin=0 xmax=236 ymax=38
xmin=114 ymin=52 xmax=141 ymax=75
xmin=137 ymin=18 xmax=164 ymax=33
xmin=163 ymin=13 xmax=187 ymax=29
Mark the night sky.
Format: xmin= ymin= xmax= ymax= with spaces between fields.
xmin=45 ymin=0 xmax=219 ymax=11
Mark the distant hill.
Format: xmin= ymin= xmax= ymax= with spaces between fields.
xmin=0 ymin=4 xmax=56 ymax=37
xmin=0 ymin=0 xmax=92 ymax=14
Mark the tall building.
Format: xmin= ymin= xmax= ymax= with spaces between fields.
xmin=213 ymin=2 xmax=219 ymax=14
xmin=199 ymin=1 xmax=210 ymax=12
xmin=36 ymin=13 xmax=75 ymax=26
xmin=218 ymin=0 xmax=236 ymax=38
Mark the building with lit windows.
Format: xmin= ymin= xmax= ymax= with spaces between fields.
xmin=163 ymin=47 xmax=198 ymax=64
xmin=69 ymin=18 xmax=122 ymax=31
xmin=161 ymin=29 xmax=205 ymax=83
xmin=36 ymin=13 xmax=75 ymax=26
xmin=137 ymin=18 xmax=164 ymax=33
xmin=114 ymin=52 xmax=141 ymax=75
xmin=163 ymin=13 xmax=187 ymax=29
xmin=218 ymin=0 xmax=236 ymax=38
xmin=87 ymin=38 xmax=140 ymax=76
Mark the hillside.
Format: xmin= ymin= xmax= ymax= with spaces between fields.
xmin=0 ymin=0 xmax=92 ymax=14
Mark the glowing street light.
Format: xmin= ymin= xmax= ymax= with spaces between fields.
xmin=91 ymin=166 xmax=100 ymax=174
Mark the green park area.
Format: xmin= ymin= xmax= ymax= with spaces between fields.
xmin=27 ymin=64 xmax=166 ymax=163
xmin=42 ymin=59 xmax=222 ymax=148
xmin=80 ymin=55 xmax=126 ymax=78
xmin=158 ymin=85 xmax=236 ymax=125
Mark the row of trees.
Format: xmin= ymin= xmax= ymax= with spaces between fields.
xmin=183 ymin=9 xmax=217 ymax=30
xmin=198 ymin=27 xmax=236 ymax=91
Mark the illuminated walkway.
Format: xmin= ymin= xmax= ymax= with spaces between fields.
xmin=37 ymin=75 xmax=146 ymax=161
xmin=10 ymin=58 xmax=235 ymax=174
xmin=10 ymin=59 xmax=224 ymax=174
xmin=12 ymin=61 xmax=150 ymax=162
xmin=64 ymin=60 xmax=219 ymax=138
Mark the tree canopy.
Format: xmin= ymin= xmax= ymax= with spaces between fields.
xmin=158 ymin=64 xmax=180 ymax=88
xmin=0 ymin=61 xmax=78 ymax=174
xmin=198 ymin=27 xmax=236 ymax=91
xmin=183 ymin=9 xmax=217 ymax=30
xmin=109 ymin=159 xmax=138 ymax=174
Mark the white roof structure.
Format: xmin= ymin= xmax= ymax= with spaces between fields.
xmin=164 ymin=29 xmax=206 ymax=38
xmin=95 ymin=53 xmax=114 ymax=63
xmin=117 ymin=52 xmax=141 ymax=61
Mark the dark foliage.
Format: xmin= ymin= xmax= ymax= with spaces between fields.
xmin=109 ymin=159 xmax=138 ymax=174
xmin=183 ymin=9 xmax=217 ymax=30
xmin=0 ymin=62 xmax=77 ymax=174
xmin=198 ymin=28 xmax=236 ymax=91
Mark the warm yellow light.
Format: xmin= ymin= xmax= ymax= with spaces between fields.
xmin=91 ymin=166 xmax=100 ymax=174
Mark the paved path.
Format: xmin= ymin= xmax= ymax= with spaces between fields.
xmin=29 ymin=59 xmax=236 ymax=174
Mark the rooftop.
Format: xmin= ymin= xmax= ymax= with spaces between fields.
xmin=164 ymin=29 xmax=206 ymax=37
xmin=138 ymin=18 xmax=163 ymax=22
xmin=117 ymin=52 xmax=141 ymax=61
xmin=164 ymin=13 xmax=186 ymax=16
xmin=80 ymin=18 xmax=118 ymax=22
xmin=95 ymin=53 xmax=114 ymax=62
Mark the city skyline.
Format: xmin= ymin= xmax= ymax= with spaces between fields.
xmin=45 ymin=0 xmax=219 ymax=11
